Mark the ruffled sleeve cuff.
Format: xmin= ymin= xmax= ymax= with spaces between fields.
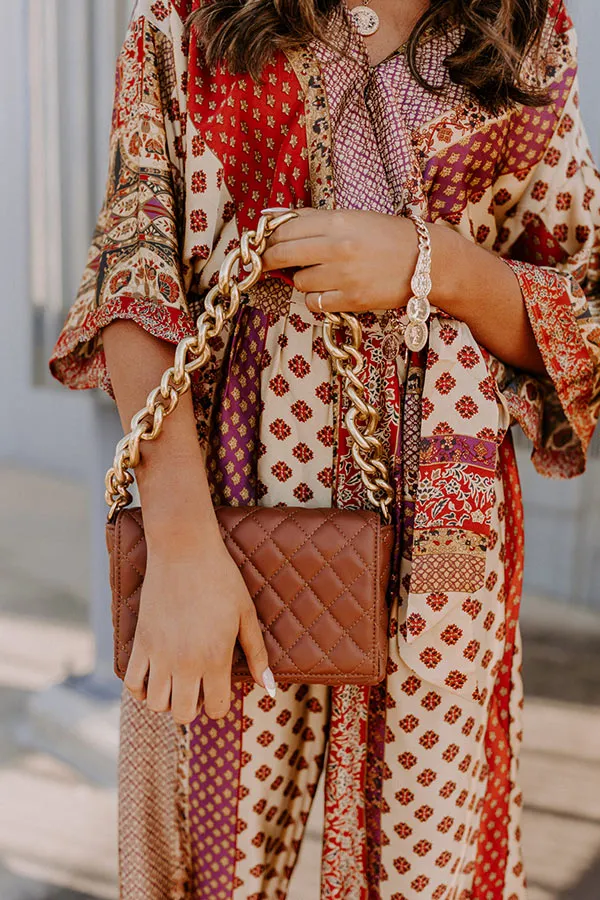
xmin=494 ymin=258 xmax=598 ymax=478
xmin=49 ymin=294 xmax=197 ymax=399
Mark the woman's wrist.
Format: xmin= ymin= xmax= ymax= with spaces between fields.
xmin=425 ymin=221 xmax=466 ymax=314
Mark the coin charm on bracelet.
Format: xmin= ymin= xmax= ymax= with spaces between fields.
xmin=403 ymin=215 xmax=433 ymax=353
xmin=404 ymin=321 xmax=429 ymax=352
xmin=349 ymin=2 xmax=380 ymax=35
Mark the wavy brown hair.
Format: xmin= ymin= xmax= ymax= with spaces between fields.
xmin=189 ymin=0 xmax=555 ymax=112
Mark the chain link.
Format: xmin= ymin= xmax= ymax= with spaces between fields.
xmin=105 ymin=211 xmax=394 ymax=523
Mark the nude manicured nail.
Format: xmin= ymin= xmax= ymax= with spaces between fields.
xmin=261 ymin=206 xmax=293 ymax=215
xmin=262 ymin=668 xmax=277 ymax=699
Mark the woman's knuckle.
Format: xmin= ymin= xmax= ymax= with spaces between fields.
xmin=147 ymin=701 xmax=169 ymax=714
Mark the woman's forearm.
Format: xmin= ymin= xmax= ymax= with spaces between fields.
xmin=102 ymin=320 xmax=222 ymax=552
xmin=430 ymin=223 xmax=546 ymax=374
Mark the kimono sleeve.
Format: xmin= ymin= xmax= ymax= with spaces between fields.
xmin=49 ymin=4 xmax=196 ymax=397
xmin=492 ymin=11 xmax=600 ymax=477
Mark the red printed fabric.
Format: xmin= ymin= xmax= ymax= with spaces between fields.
xmin=49 ymin=1 xmax=600 ymax=898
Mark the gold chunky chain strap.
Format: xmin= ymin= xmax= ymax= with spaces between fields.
xmin=105 ymin=211 xmax=394 ymax=523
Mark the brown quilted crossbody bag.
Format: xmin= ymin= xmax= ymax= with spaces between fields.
xmin=105 ymin=211 xmax=395 ymax=685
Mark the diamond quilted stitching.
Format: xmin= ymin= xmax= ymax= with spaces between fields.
xmin=111 ymin=505 xmax=391 ymax=683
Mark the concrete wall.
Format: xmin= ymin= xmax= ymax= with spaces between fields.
xmin=0 ymin=2 xmax=94 ymax=479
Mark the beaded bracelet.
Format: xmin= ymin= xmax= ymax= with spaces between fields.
xmin=403 ymin=214 xmax=433 ymax=353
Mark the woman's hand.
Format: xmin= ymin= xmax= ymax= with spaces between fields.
xmin=262 ymin=207 xmax=422 ymax=314
xmin=124 ymin=531 xmax=273 ymax=725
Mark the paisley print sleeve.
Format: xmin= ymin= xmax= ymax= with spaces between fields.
xmin=49 ymin=2 xmax=197 ymax=397
xmin=491 ymin=7 xmax=600 ymax=477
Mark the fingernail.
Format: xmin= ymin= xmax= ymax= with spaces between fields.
xmin=261 ymin=206 xmax=292 ymax=215
xmin=262 ymin=668 xmax=277 ymax=699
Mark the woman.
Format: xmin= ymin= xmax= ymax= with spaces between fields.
xmin=50 ymin=0 xmax=600 ymax=896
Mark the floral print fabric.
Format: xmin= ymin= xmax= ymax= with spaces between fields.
xmin=50 ymin=1 xmax=600 ymax=898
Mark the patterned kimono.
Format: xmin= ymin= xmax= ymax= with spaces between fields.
xmin=50 ymin=1 xmax=600 ymax=897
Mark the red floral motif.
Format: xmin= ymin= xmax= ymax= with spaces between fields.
xmin=556 ymin=191 xmax=572 ymax=211
xmin=462 ymin=716 xmax=475 ymax=736
xmin=442 ymin=743 xmax=460 ymax=762
xmin=395 ymin=822 xmax=413 ymax=839
xmin=439 ymin=323 xmax=458 ymax=345
xmin=271 ymin=461 xmax=292 ymax=482
xmin=150 ymin=1 xmax=169 ymax=19
xmin=269 ymin=418 xmax=292 ymax=440
xmin=293 ymin=483 xmax=314 ymax=503
xmin=435 ymin=372 xmax=457 ymax=395
xmin=190 ymin=209 xmax=208 ymax=232
xmin=462 ymin=597 xmax=482 ymax=619
xmin=417 ymin=769 xmax=437 ymax=787
xmin=455 ymin=395 xmax=479 ymax=419
xmin=481 ymin=649 xmax=493 ymax=669
xmin=290 ymin=399 xmax=313 ymax=421
xmin=438 ymin=782 xmax=456 ymax=799
xmin=222 ymin=200 xmax=236 ymax=222
xmin=476 ymin=224 xmax=490 ymax=244
xmin=427 ymin=593 xmax=448 ymax=612
xmin=576 ymin=224 xmax=591 ymax=243
xmin=414 ymin=840 xmax=433 ymax=857
xmin=425 ymin=702 xmax=448 ymax=729
xmin=421 ymin=397 xmax=434 ymax=420
xmin=315 ymin=380 xmax=334 ymax=404
xmin=191 ymin=170 xmax=207 ymax=193
xmin=440 ymin=624 xmax=463 ymax=645
xmin=317 ymin=425 xmax=334 ymax=447
xmin=444 ymin=705 xmax=462 ymax=725
xmin=312 ymin=335 xmax=329 ymax=359
xmin=277 ymin=334 xmax=288 ymax=349
xmin=419 ymin=731 xmax=440 ymax=750
xmin=494 ymin=188 xmax=512 ymax=205
xmin=269 ymin=373 xmax=289 ymax=397
xmin=407 ymin=612 xmax=427 ymax=637
xmin=255 ymin=765 xmax=272 ymax=782
xmin=399 ymin=752 xmax=418 ymax=769
xmin=583 ymin=186 xmax=596 ymax=210
xmin=191 ymin=244 xmax=211 ymax=259
xmin=479 ymin=375 xmax=498 ymax=403
xmin=426 ymin=349 xmax=440 ymax=370
xmin=419 ymin=647 xmax=442 ymax=669
xmin=558 ymin=113 xmax=574 ymax=136
xmin=411 ymin=874 xmax=430 ymax=892
xmin=401 ymin=676 xmax=422 ymax=696
xmin=399 ymin=714 xmax=420 ymax=732
xmin=455 ymin=788 xmax=468 ymax=805
xmin=317 ymin=466 xmax=333 ymax=488
xmin=414 ymin=805 xmax=435 ymax=822
xmin=396 ymin=788 xmax=415 ymax=806
xmin=393 ymin=857 xmax=411 ymax=874
xmin=292 ymin=442 xmax=314 ymax=463
xmin=288 ymin=313 xmax=311 ymax=332
xmin=486 ymin=571 xmax=498 ymax=590
xmin=544 ymin=145 xmax=561 ymax=167
xmin=463 ymin=640 xmax=480 ymax=662
xmin=256 ymin=730 xmax=274 ymax=747
xmin=483 ymin=611 xmax=496 ymax=631
xmin=457 ymin=346 xmax=479 ymax=369
xmin=288 ymin=354 xmax=311 ymax=378
xmin=445 ymin=670 xmax=468 ymax=691
xmin=531 ymin=180 xmax=549 ymax=202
